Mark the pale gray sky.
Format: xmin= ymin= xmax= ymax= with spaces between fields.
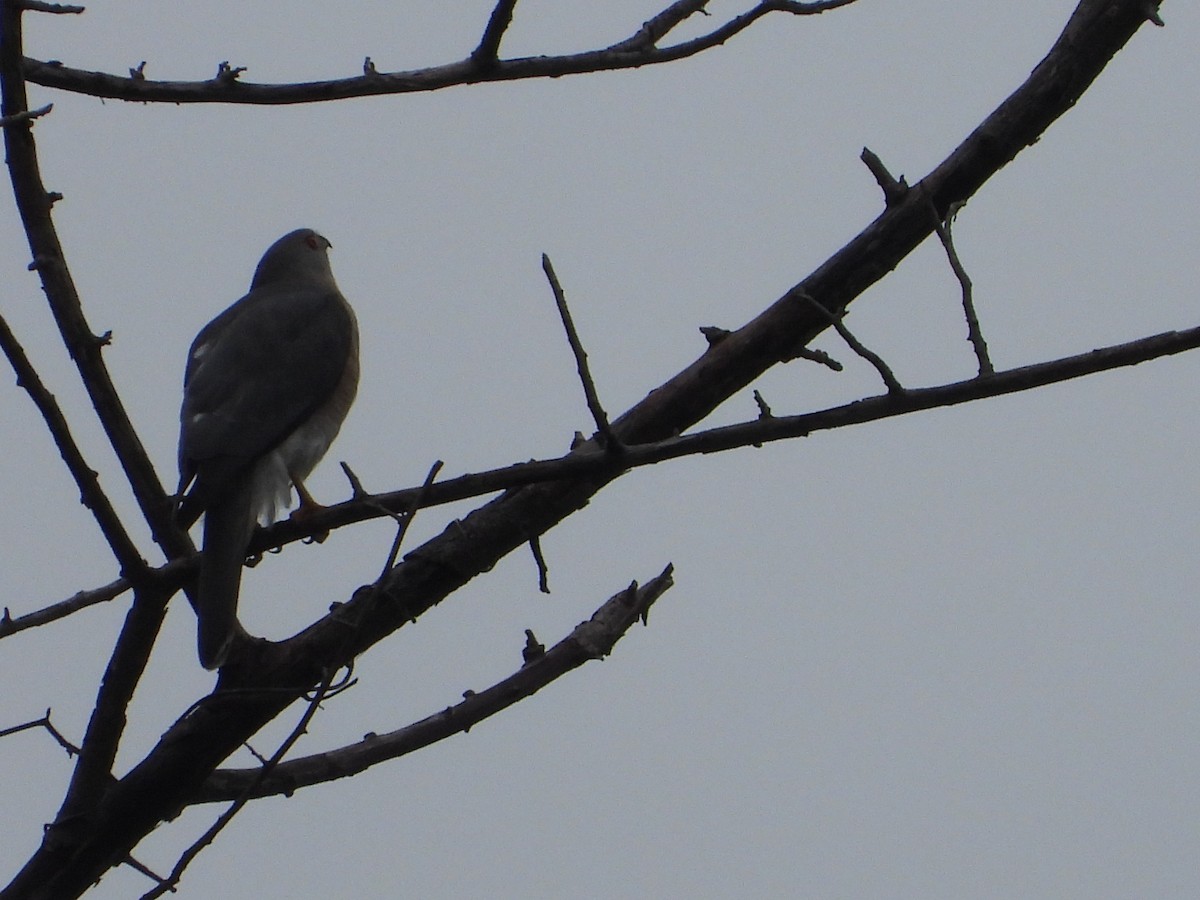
xmin=3 ymin=3 xmax=1198 ymax=898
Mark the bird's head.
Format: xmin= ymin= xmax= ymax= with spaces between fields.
xmin=250 ymin=228 xmax=336 ymax=290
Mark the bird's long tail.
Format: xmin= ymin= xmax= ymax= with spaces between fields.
xmin=197 ymin=476 xmax=256 ymax=669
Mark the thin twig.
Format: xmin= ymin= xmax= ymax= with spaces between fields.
xmin=800 ymin=293 xmax=905 ymax=394
xmin=542 ymin=254 xmax=621 ymax=450
xmin=608 ymin=0 xmax=711 ymax=51
xmin=0 ymin=568 xmax=148 ymax=639
xmin=0 ymin=310 xmax=148 ymax=576
xmin=379 ymin=460 xmax=443 ymax=578
xmin=139 ymin=669 xmax=340 ymax=899
xmin=794 ymin=345 xmax=843 ymax=371
xmin=0 ymin=709 xmax=80 ymax=756
xmin=120 ymin=856 xmax=169 ymax=890
xmin=930 ymin=200 xmax=993 ymax=376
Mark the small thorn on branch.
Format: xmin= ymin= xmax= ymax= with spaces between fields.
xmin=363 ymin=56 xmax=378 ymax=76
xmin=752 ymin=389 xmax=773 ymax=419
xmin=1143 ymin=2 xmax=1164 ymax=26
xmin=129 ymin=61 xmax=147 ymax=80
xmin=541 ymin=254 xmax=622 ymax=453
xmin=339 ymin=461 xmax=370 ymax=500
xmin=699 ymin=325 xmax=731 ymax=347
xmin=860 ymin=146 xmax=908 ymax=206
xmin=522 ymin=628 xmax=545 ymax=665
xmin=214 ymin=61 xmax=247 ymax=83
xmin=0 ymin=103 xmax=53 ymax=129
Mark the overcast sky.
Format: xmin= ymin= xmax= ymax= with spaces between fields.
xmin=3 ymin=2 xmax=1198 ymax=898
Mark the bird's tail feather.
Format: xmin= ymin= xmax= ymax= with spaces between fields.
xmin=197 ymin=476 xmax=256 ymax=670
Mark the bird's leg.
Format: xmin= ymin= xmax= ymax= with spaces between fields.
xmin=290 ymin=475 xmax=326 ymax=520
xmin=289 ymin=476 xmax=333 ymax=544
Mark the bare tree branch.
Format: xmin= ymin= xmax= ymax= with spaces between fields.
xmin=57 ymin=582 xmax=176 ymax=825
xmin=542 ymin=254 xmax=620 ymax=450
xmin=138 ymin=671 xmax=341 ymax=899
xmin=0 ymin=310 xmax=147 ymax=575
xmin=377 ymin=460 xmax=443 ymax=578
xmin=0 ymin=99 xmax=48 ymax=125
xmin=0 ymin=572 xmax=135 ymax=639
xmin=1 ymin=2 xmax=186 ymax=558
xmin=20 ymin=1 xmax=863 ymax=106
xmin=0 ymin=0 xmax=194 ymax=859
xmin=197 ymin=567 xmax=674 ymax=802
xmin=0 ymin=709 xmax=80 ymax=756
xmin=800 ymin=292 xmax=905 ymax=394
xmin=472 ymin=0 xmax=521 ymax=65
xmin=1 ymin=3 xmax=1170 ymax=895
xmin=607 ymin=0 xmax=713 ymax=52
xmin=931 ymin=200 xmax=993 ymax=376
xmin=860 ymin=145 xmax=909 ymax=206
xmin=16 ymin=318 xmax=1197 ymax=644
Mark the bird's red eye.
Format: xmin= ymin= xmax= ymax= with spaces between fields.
xmin=304 ymin=234 xmax=320 ymax=250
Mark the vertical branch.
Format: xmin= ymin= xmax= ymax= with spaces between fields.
xmin=0 ymin=0 xmax=185 ymax=556
xmin=0 ymin=0 xmax=195 ymax=841
xmin=541 ymin=254 xmax=621 ymax=450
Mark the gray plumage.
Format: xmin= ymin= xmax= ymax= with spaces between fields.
xmin=178 ymin=229 xmax=359 ymax=669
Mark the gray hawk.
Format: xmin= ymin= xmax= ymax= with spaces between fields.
xmin=177 ymin=228 xmax=359 ymax=669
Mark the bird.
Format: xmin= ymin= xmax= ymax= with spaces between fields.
xmin=176 ymin=228 xmax=359 ymax=669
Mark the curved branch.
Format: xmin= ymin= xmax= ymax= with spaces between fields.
xmin=197 ymin=566 xmax=674 ymax=803
xmin=21 ymin=1 xmax=860 ymax=105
